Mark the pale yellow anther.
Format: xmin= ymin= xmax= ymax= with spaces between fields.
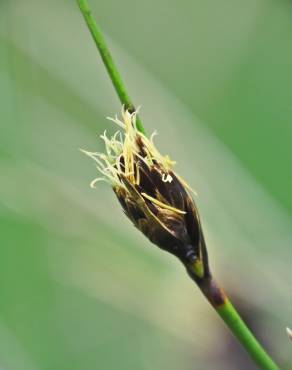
xmin=141 ymin=192 xmax=186 ymax=215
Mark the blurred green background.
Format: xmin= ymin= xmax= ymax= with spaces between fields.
xmin=1 ymin=0 xmax=292 ymax=369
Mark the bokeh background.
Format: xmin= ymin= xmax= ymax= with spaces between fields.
xmin=1 ymin=0 xmax=292 ymax=369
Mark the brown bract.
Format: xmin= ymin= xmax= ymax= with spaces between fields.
xmin=114 ymin=135 xmax=208 ymax=275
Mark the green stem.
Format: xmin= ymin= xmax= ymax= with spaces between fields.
xmin=197 ymin=276 xmax=280 ymax=370
xmin=77 ymin=0 xmax=145 ymax=134
xmin=217 ymin=299 xmax=279 ymax=370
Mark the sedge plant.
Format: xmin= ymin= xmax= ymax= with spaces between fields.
xmin=77 ymin=1 xmax=281 ymax=369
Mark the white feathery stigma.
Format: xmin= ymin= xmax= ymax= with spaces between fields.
xmin=80 ymin=108 xmax=175 ymax=190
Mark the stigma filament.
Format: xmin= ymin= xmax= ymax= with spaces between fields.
xmin=81 ymin=108 xmax=196 ymax=203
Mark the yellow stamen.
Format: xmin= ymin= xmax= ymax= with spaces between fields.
xmin=141 ymin=192 xmax=186 ymax=214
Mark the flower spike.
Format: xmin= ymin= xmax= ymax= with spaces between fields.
xmin=82 ymin=108 xmax=208 ymax=278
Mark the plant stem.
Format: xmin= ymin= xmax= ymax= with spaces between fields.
xmin=77 ymin=0 xmax=145 ymax=134
xmin=197 ymin=276 xmax=280 ymax=370
xmin=217 ymin=299 xmax=279 ymax=370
